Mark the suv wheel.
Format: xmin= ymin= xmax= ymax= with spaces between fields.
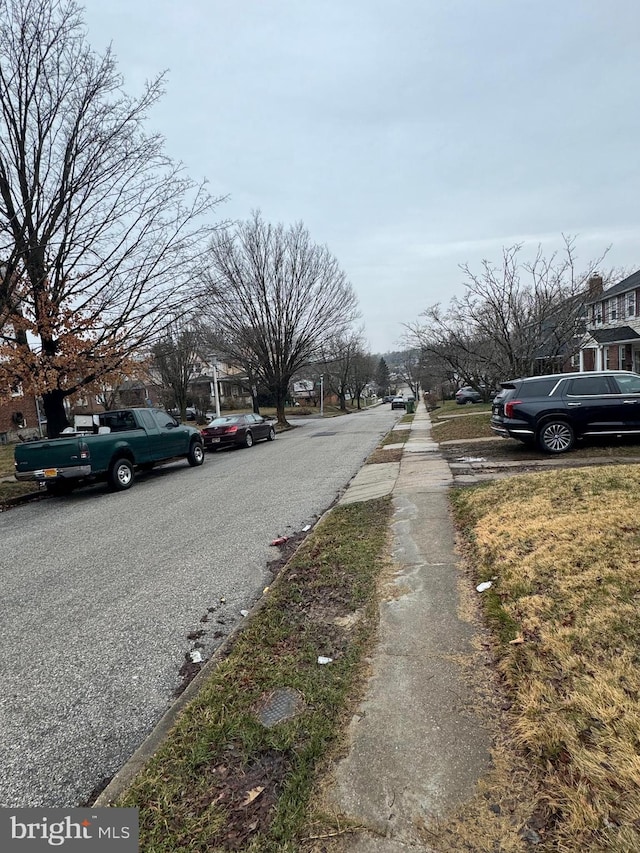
xmin=537 ymin=420 xmax=574 ymax=454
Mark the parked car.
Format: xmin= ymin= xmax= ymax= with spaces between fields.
xmin=455 ymin=386 xmax=483 ymax=405
xmin=491 ymin=371 xmax=640 ymax=453
xmin=200 ymin=413 xmax=276 ymax=450
xmin=383 ymin=395 xmax=394 ymax=403
xmin=391 ymin=396 xmax=406 ymax=410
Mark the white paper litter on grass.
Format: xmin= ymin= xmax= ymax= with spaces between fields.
xmin=317 ymin=656 xmax=333 ymax=665
xmin=476 ymin=581 xmax=493 ymax=592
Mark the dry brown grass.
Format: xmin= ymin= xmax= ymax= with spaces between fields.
xmin=431 ymin=411 xmax=494 ymax=442
xmin=0 ymin=443 xmax=15 ymax=477
xmin=451 ymin=465 xmax=640 ymax=850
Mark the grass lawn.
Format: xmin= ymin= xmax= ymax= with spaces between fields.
xmin=0 ymin=443 xmax=15 ymax=477
xmin=0 ymin=444 xmax=39 ymax=504
xmin=432 ymin=399 xmax=494 ymax=416
xmin=446 ymin=466 xmax=640 ymax=851
xmin=114 ymin=496 xmax=394 ymax=852
xmin=431 ymin=410 xmax=494 ymax=442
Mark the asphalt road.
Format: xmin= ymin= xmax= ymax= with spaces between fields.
xmin=0 ymin=404 xmax=400 ymax=807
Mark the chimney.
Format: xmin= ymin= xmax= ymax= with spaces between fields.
xmin=588 ymin=274 xmax=604 ymax=298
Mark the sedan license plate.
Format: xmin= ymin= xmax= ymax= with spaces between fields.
xmin=210 ymin=437 xmax=221 ymax=443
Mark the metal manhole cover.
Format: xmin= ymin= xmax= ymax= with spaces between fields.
xmin=311 ymin=431 xmax=337 ymax=437
xmin=255 ymin=688 xmax=305 ymax=728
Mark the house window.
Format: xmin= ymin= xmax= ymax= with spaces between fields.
xmin=608 ymin=298 xmax=617 ymax=321
xmin=603 ymin=347 xmax=610 ymax=369
xmin=628 ymin=292 xmax=636 ymax=317
xmin=620 ymin=346 xmax=627 ymax=369
xmin=618 ymin=295 xmax=626 ymax=320
xmin=10 ymin=381 xmax=23 ymax=397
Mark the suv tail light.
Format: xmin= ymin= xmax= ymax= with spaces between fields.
xmin=504 ymin=400 xmax=522 ymax=418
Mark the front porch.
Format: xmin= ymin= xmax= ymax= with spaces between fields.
xmin=580 ymin=326 xmax=640 ymax=372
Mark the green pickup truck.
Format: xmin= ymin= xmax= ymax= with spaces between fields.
xmin=14 ymin=407 xmax=205 ymax=493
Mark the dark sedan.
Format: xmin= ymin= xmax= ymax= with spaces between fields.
xmin=200 ymin=413 xmax=276 ymax=450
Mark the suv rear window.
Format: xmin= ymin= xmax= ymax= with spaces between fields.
xmin=517 ymin=378 xmax=560 ymax=398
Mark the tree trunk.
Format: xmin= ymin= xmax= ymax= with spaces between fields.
xmin=275 ymin=387 xmax=289 ymax=427
xmin=42 ymin=389 xmax=70 ymax=438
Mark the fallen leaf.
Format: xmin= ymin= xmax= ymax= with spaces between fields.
xmin=241 ymin=786 xmax=265 ymax=806
xmin=509 ymin=635 xmax=525 ymax=645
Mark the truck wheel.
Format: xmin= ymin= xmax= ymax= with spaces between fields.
xmin=537 ymin=420 xmax=574 ymax=454
xmin=109 ymin=457 xmax=134 ymax=490
xmin=187 ymin=440 xmax=205 ymax=467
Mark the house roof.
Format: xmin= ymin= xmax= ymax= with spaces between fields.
xmin=587 ymin=326 xmax=640 ymax=344
xmin=586 ymin=269 xmax=640 ymax=305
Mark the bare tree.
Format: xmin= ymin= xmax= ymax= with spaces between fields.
xmin=321 ymin=332 xmax=364 ymax=411
xmin=0 ymin=0 xmax=224 ymax=436
xmin=396 ymin=349 xmax=423 ymax=399
xmin=405 ymin=237 xmax=618 ymax=389
xmin=348 ymin=350 xmax=376 ymax=409
xmin=203 ymin=211 xmax=359 ymax=426
xmin=151 ymin=320 xmax=203 ymax=421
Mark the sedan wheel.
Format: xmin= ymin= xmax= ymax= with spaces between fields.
xmin=267 ymin=426 xmax=276 ymax=441
xmin=538 ymin=420 xmax=574 ymax=454
xmin=244 ymin=431 xmax=253 ymax=448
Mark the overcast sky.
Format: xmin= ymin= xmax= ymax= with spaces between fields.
xmin=81 ymin=0 xmax=640 ymax=354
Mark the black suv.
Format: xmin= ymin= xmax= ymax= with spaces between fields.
xmin=491 ymin=371 xmax=640 ymax=453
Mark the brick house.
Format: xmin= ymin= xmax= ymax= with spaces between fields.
xmin=0 ymin=385 xmax=42 ymax=443
xmin=580 ymin=271 xmax=640 ymax=372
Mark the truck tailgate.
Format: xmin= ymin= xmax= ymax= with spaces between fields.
xmin=14 ymin=438 xmax=85 ymax=473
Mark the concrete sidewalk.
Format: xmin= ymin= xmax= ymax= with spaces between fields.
xmin=328 ymin=400 xmax=491 ymax=851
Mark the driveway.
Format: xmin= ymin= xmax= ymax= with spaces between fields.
xmin=0 ymin=405 xmax=400 ymax=807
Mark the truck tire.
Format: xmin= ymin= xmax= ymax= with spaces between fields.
xmin=187 ymin=439 xmax=205 ymax=467
xmin=108 ymin=457 xmax=134 ymax=490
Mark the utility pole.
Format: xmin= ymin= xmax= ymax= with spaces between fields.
xmin=212 ymin=362 xmax=221 ymax=418
xmin=320 ymin=374 xmax=324 ymax=417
